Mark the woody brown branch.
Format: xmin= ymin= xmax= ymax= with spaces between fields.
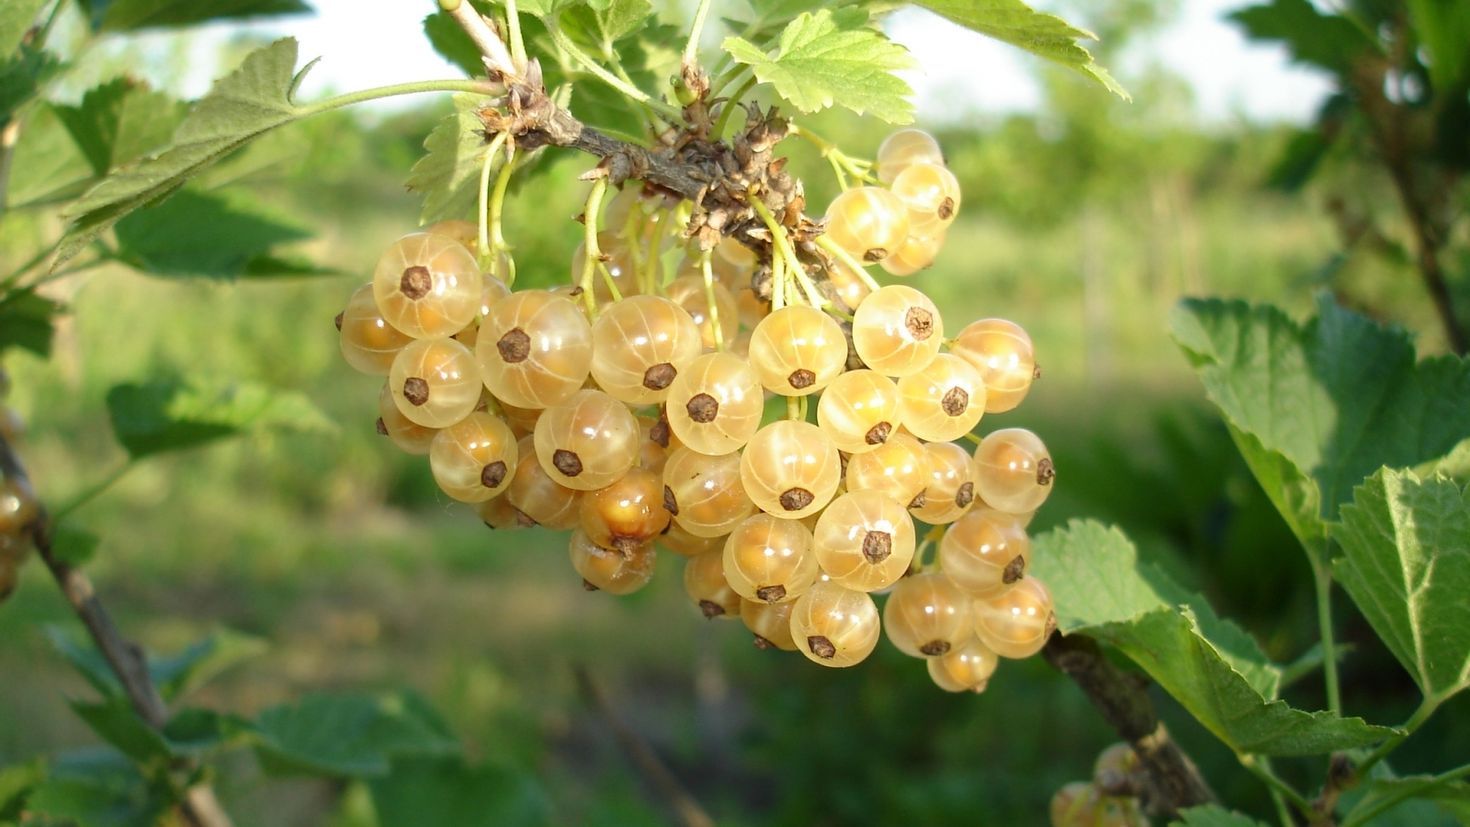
xmin=1043 ymin=633 xmax=1215 ymax=817
xmin=0 ymin=431 xmax=234 ymax=827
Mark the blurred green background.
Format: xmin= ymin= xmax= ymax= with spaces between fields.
xmin=2 ymin=1 xmax=1467 ymax=825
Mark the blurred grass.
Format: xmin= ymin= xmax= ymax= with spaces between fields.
xmin=1 ymin=85 xmax=1464 ymax=826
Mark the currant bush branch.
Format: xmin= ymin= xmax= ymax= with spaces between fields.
xmin=0 ymin=432 xmax=234 ymax=827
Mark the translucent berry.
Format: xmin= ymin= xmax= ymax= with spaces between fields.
xmin=572 ymin=234 xmax=641 ymax=305
xmin=570 ymin=530 xmax=655 ymax=595
xmin=974 ymin=428 xmax=1054 ymax=514
xmin=741 ymin=599 xmax=797 ymax=651
xmin=882 ymin=572 xmax=972 ymax=657
xmin=534 ymin=389 xmax=640 ymax=491
xmin=973 ymin=575 xmax=1056 ymax=659
xmin=817 ymin=369 xmax=901 ymax=454
xmin=376 ymin=384 xmax=437 ymax=455
xmin=590 ymin=295 xmax=703 ymax=405
xmin=476 ymin=290 xmax=594 ymax=409
xmin=657 ymin=519 xmax=723 ymax=558
xmin=684 ymin=549 xmax=742 ymax=619
xmin=896 ymin=353 xmax=986 ymax=442
xmin=1094 ymin=743 xmax=1141 ymax=790
xmin=0 ymin=478 xmax=38 ymax=536
xmin=876 ymin=128 xmax=944 ymax=184
xmin=824 ymin=186 xmax=911 ymax=263
xmin=740 ymin=421 xmax=842 ymax=520
xmin=338 ymin=283 xmax=411 ymax=375
xmin=499 ymin=401 xmax=542 ymax=436
xmin=721 ymin=514 xmax=819 ymax=604
xmin=879 ymin=227 xmax=946 ymax=278
xmin=824 ymin=258 xmax=873 ymax=312
xmin=665 ymin=352 xmax=762 ymax=455
xmin=665 ymin=275 xmax=738 ymax=350
xmin=716 ymin=235 xmax=757 ymax=272
xmin=747 ymin=305 xmax=847 ymax=396
xmin=635 ymin=413 xmax=679 ymax=473
xmin=950 ymin=319 xmax=1037 ymax=413
xmin=928 ymin=637 xmax=999 ymax=692
xmin=789 ymin=580 xmax=881 ymax=667
xmin=579 ymin=468 xmax=670 ymax=552
xmin=477 ymin=495 xmax=536 ymax=530
xmin=1050 ymin=782 xmax=1100 ymax=827
xmin=428 ymin=411 xmax=518 ymax=502
xmin=845 ymin=431 xmax=929 ymax=508
xmin=422 ymin=219 xmax=480 ymax=253
xmin=940 ymin=507 xmax=1031 ymax=598
xmin=852 ymin=285 xmax=943 ymax=376
xmin=372 ymin=232 xmax=482 ymax=339
xmin=389 ymin=338 xmax=482 ymax=428
xmin=507 ymin=437 xmax=583 ymax=529
xmin=891 ymin=161 xmax=961 ymax=231
xmin=813 ymin=490 xmax=916 ymax=592
xmin=909 ymin=441 xmax=980 ymax=524
xmin=734 ymin=287 xmax=769 ymax=330
xmin=662 ymin=447 xmax=755 ymax=538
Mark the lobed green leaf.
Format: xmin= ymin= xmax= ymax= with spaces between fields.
xmin=909 ymin=0 xmax=1127 ymax=99
xmin=51 ymin=78 xmax=186 ymax=177
xmin=0 ymin=0 xmax=48 ymax=57
xmin=0 ymin=290 xmax=61 ymax=357
xmin=111 ymin=189 xmax=313 ymax=280
xmin=252 ymin=692 xmax=460 ymax=778
xmin=405 ymin=93 xmax=495 ymax=225
xmin=1170 ymin=295 xmax=1470 ymax=563
xmin=723 ymin=8 xmax=916 ymax=123
xmin=57 ymin=38 xmax=309 ymax=268
xmin=23 ymin=749 xmax=171 ymax=827
xmin=369 ymin=756 xmax=551 ymax=827
xmin=1335 ymin=470 xmax=1470 ymax=702
xmin=1170 ymin=806 xmax=1271 ymax=827
xmin=73 ymin=0 xmax=311 ymax=33
xmin=105 ymin=377 xmax=333 ymax=460
xmin=1229 ymin=0 xmax=1380 ymax=75
xmin=1033 ymin=521 xmax=1394 ymax=756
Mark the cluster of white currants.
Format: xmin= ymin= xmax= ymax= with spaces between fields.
xmin=337 ymin=128 xmax=1057 ymax=693
xmin=1051 ymin=744 xmax=1150 ymax=827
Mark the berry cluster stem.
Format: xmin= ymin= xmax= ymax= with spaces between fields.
xmin=749 ymin=198 xmax=825 ymax=308
xmin=815 ymin=235 xmax=882 ymax=294
xmin=698 ymin=250 xmax=725 ymax=351
xmin=580 ymin=177 xmax=610 ymax=317
xmin=478 ymin=132 xmax=510 ymax=266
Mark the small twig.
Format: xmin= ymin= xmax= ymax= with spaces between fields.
xmin=573 ymin=666 xmax=716 ymax=827
xmin=443 ymin=0 xmax=519 ymax=80
xmin=0 ymin=434 xmax=234 ymax=827
xmin=1042 ymin=634 xmax=1215 ymax=817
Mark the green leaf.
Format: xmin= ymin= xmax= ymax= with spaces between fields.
xmin=74 ymin=0 xmax=311 ymax=32
xmin=1229 ymin=0 xmax=1379 ymax=75
xmin=722 ymin=8 xmax=916 ymax=123
xmin=1353 ymin=774 xmax=1470 ymax=824
xmin=52 ymin=78 xmax=186 ymax=177
xmin=0 ymin=44 xmax=61 ymax=122
xmin=0 ymin=758 xmax=46 ymax=821
xmin=57 ymin=38 xmax=310 ymax=268
xmin=24 ymin=750 xmax=170 ymax=827
xmin=1170 ymin=805 xmax=1271 ymax=827
xmin=69 ymin=699 xmax=172 ymax=764
xmin=252 ymin=692 xmax=460 ymax=778
xmin=1170 ymin=295 xmax=1470 ymax=562
xmin=1033 ymin=521 xmax=1395 ymax=756
xmin=0 ymin=290 xmax=61 ymax=357
xmin=369 ymin=757 xmax=551 ymax=827
xmin=50 ymin=525 xmax=100 ymax=566
xmin=7 ymin=102 xmax=95 ymax=207
xmin=112 ymin=189 xmax=311 ymax=280
xmin=0 ymin=0 xmax=48 ymax=57
xmin=150 ymin=628 xmax=267 ymax=702
xmin=1334 ymin=470 xmax=1470 ymax=702
xmin=424 ymin=11 xmax=485 ymax=78
xmin=1408 ymin=0 xmax=1470 ymax=94
xmin=405 ymin=92 xmax=494 ymax=225
xmin=561 ymin=0 xmax=653 ymax=48
xmin=47 ymin=627 xmax=123 ymax=699
xmin=105 ymin=377 xmax=333 ymax=460
xmin=909 ymin=0 xmax=1127 ymax=99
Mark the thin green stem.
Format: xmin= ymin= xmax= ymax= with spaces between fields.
xmin=1265 ymin=785 xmax=1294 ymax=827
xmin=683 ymin=0 xmax=714 ymax=68
xmin=962 ymin=432 xmax=982 ymax=446
xmin=488 ymin=140 xmax=516 ymax=277
xmin=699 ymin=251 xmax=725 ymax=351
xmin=1310 ymin=555 xmax=1342 ymax=714
xmin=1353 ymin=697 xmax=1441 ymax=783
xmin=547 ymin=26 xmax=682 ymax=121
xmin=477 ymin=133 xmax=508 ymax=262
xmin=749 ymin=199 xmax=824 ymax=308
xmin=52 ymin=461 xmax=136 ymax=524
xmin=1342 ymin=762 xmax=1470 ymax=827
xmin=580 ymin=178 xmax=609 ymax=317
xmin=1239 ymin=754 xmax=1312 ymax=818
xmin=297 ymin=79 xmax=497 ymax=118
xmin=785 ymin=396 xmax=800 ymax=421
xmin=770 ymin=249 xmax=787 ymax=311
xmin=815 ymin=235 xmax=881 ymax=293
xmin=504 ymin=0 xmax=528 ymax=74
xmin=712 ymin=76 xmax=756 ymax=137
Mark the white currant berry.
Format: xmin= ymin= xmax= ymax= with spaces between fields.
xmin=372 ymin=232 xmax=482 ymax=339
xmin=882 ymin=572 xmax=972 ymax=657
xmin=974 ymin=428 xmax=1054 ymax=514
xmin=789 ymin=580 xmax=881 ymax=667
xmin=721 ymin=513 xmax=819 ymax=604
xmin=812 ymin=490 xmax=917 ymax=592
